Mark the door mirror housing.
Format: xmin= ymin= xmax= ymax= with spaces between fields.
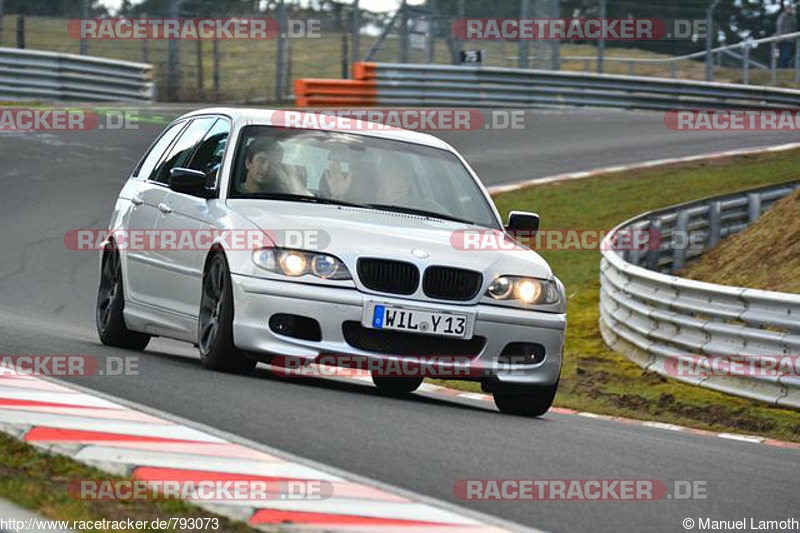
xmin=506 ymin=211 xmax=540 ymax=237
xmin=169 ymin=168 xmax=214 ymax=198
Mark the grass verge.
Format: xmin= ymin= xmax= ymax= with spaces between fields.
xmin=437 ymin=147 xmax=800 ymax=442
xmin=0 ymin=432 xmax=256 ymax=532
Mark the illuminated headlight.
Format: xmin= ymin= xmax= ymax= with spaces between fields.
xmin=486 ymin=276 xmax=559 ymax=304
xmin=252 ymin=249 xmax=351 ymax=280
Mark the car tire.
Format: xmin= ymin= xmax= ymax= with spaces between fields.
xmin=96 ymin=249 xmax=151 ymax=351
xmin=493 ymin=381 xmax=559 ymax=417
xmin=198 ymin=253 xmax=256 ymax=374
xmin=372 ymin=375 xmax=424 ymax=394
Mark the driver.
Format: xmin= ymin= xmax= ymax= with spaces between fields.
xmin=240 ymin=138 xmax=307 ymax=195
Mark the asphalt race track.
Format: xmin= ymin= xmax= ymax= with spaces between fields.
xmin=1 ymin=108 xmax=799 ymax=532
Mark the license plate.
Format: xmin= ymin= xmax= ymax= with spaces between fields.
xmin=363 ymin=302 xmax=473 ymax=339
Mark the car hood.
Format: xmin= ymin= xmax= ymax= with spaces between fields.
xmin=227 ymin=200 xmax=553 ymax=279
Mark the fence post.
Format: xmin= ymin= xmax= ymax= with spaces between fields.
xmin=0 ymin=0 xmax=4 ymax=48
xmin=352 ymin=0 xmax=359 ymax=65
xmin=597 ymin=0 xmax=605 ymax=73
xmin=275 ymin=0 xmax=287 ymax=102
xmin=341 ymin=10 xmax=349 ymax=79
xmin=213 ymin=38 xmax=220 ymax=101
xmin=795 ymin=36 xmax=800 ymax=83
xmin=141 ymin=13 xmax=149 ymax=63
xmin=16 ymin=14 xmax=23 ymax=49
xmin=457 ymin=0 xmax=465 ymax=64
xmin=743 ymin=45 xmax=749 ymax=84
xmin=399 ymin=0 xmax=408 ymax=63
xmin=519 ymin=0 xmax=530 ymax=69
xmin=708 ymin=201 xmax=721 ymax=249
xmin=80 ymin=0 xmax=89 ymax=55
xmin=670 ymin=60 xmax=676 ymax=78
xmin=771 ymin=41 xmax=777 ymax=84
xmin=426 ymin=0 xmax=436 ymax=64
xmin=196 ymin=39 xmax=204 ymax=100
xmin=166 ymin=0 xmax=181 ymax=101
xmin=672 ymin=210 xmax=689 ymax=272
xmin=550 ymin=0 xmax=560 ymax=70
xmin=705 ymin=0 xmax=720 ymax=81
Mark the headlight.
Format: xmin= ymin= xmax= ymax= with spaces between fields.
xmin=252 ymin=248 xmax=351 ymax=280
xmin=486 ymin=276 xmax=559 ymax=305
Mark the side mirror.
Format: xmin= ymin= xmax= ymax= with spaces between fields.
xmin=170 ymin=168 xmax=214 ymax=198
xmin=506 ymin=211 xmax=540 ymax=237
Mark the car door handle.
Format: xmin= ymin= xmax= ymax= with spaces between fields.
xmin=158 ymin=203 xmax=172 ymax=214
xmin=131 ymin=197 xmax=143 ymax=206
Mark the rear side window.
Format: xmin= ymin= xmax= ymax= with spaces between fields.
xmin=133 ymin=120 xmax=186 ymax=180
xmin=187 ymin=119 xmax=231 ymax=188
xmin=151 ymin=117 xmax=216 ymax=184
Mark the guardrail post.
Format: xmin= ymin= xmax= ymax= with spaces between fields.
xmin=747 ymin=193 xmax=761 ymax=224
xmin=670 ymin=60 xmax=677 ymax=79
xmin=708 ymin=201 xmax=721 ymax=249
xmin=646 ymin=218 xmax=662 ymax=271
xmin=16 ymin=14 xmax=23 ymax=49
xmin=426 ymin=0 xmax=436 ymax=64
xmin=672 ymin=210 xmax=689 ymax=272
xmin=519 ymin=0 xmax=530 ymax=69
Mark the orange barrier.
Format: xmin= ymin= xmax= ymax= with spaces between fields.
xmin=294 ymin=78 xmax=377 ymax=107
xmin=352 ymin=62 xmax=378 ymax=81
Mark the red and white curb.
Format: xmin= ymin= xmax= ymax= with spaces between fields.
xmin=0 ymin=371 xmax=523 ymax=532
xmin=485 ymin=141 xmax=800 ymax=194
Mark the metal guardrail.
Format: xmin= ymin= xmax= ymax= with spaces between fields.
xmin=599 ymin=180 xmax=800 ymax=408
xmin=0 ymin=47 xmax=155 ymax=102
xmin=295 ymin=61 xmax=800 ymax=111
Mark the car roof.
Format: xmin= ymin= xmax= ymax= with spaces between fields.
xmin=177 ymin=107 xmax=454 ymax=151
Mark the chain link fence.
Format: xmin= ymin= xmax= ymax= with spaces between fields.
xmin=0 ymin=0 xmax=797 ymax=103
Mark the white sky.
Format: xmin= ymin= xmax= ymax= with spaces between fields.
xmin=98 ymin=0 xmax=426 ymax=15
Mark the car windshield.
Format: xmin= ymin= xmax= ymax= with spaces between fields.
xmin=229 ymin=126 xmax=500 ymax=229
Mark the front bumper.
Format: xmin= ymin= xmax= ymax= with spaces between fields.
xmin=231 ymin=274 xmax=565 ymax=387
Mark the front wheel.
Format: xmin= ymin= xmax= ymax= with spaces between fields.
xmin=96 ymin=249 xmax=150 ymax=351
xmin=493 ymin=381 xmax=559 ymax=417
xmin=372 ymin=375 xmax=424 ymax=394
xmin=198 ymin=253 xmax=256 ymax=374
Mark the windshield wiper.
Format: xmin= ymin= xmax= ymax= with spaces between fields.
xmin=365 ymin=204 xmax=476 ymax=225
xmin=240 ymin=193 xmax=363 ymax=208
